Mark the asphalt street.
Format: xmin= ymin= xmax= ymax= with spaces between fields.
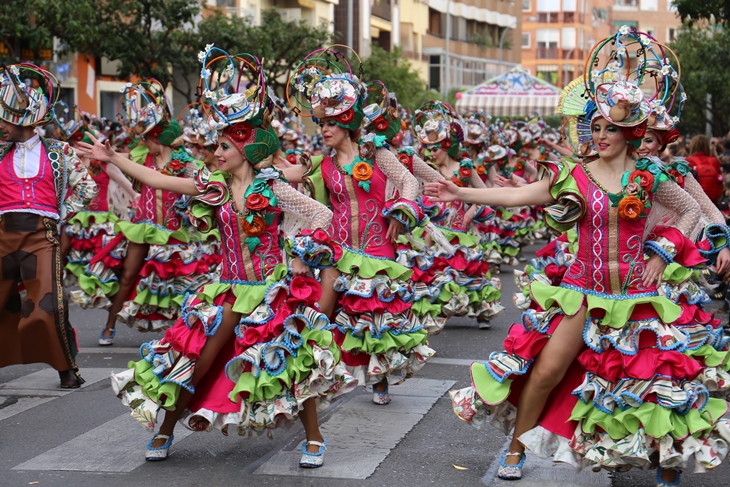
xmin=1 ymin=244 xmax=729 ymax=487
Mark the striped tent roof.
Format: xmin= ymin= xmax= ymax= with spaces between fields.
xmin=456 ymin=67 xmax=561 ymax=117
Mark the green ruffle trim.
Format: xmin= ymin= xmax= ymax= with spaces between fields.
xmin=436 ymin=226 xmax=480 ymax=247
xmin=412 ymin=298 xmax=441 ymax=317
xmin=686 ymin=345 xmax=730 ymax=369
xmin=129 ymin=358 xmax=181 ymax=410
xmin=471 ymin=361 xmax=512 ymax=405
xmin=196 ymin=264 xmax=288 ymax=316
xmin=570 ymin=397 xmax=728 ymax=440
xmin=67 ymin=210 xmax=118 ymax=227
xmin=499 ymin=209 xmax=514 ymax=220
xmin=335 ymin=247 xmax=412 ymax=280
xmin=229 ymin=325 xmax=340 ymax=404
xmin=115 ymin=220 xmax=190 ymax=245
xmin=662 ymin=262 xmax=694 ymax=284
xmin=439 ymin=280 xmax=501 ymax=306
xmin=65 ymin=262 xmax=85 ymax=281
xmin=502 ymin=245 xmax=519 ymax=257
xmin=130 ymin=145 xmax=150 ymax=164
xmin=133 ymin=287 xmax=185 ymax=309
xmin=531 ymin=281 xmax=681 ymax=328
xmin=340 ymin=328 xmax=428 ymax=355
xmin=305 ymin=155 xmax=330 ymax=208
xmin=79 ymin=269 xmax=118 ymax=297
xmin=544 ymin=158 xmax=586 ymax=233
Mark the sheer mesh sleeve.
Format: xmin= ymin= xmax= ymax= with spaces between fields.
xmin=653 ymin=180 xmax=702 ymax=237
xmin=273 ymin=179 xmax=333 ymax=230
xmin=412 ymin=155 xmax=443 ymax=183
xmin=470 ymin=169 xmax=487 ymax=189
xmin=376 ymin=148 xmax=419 ymax=201
xmin=684 ymin=173 xmax=725 ymax=225
xmin=185 ymin=159 xmax=199 ymax=178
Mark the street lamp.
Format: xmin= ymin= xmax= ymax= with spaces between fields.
xmin=499 ymin=23 xmax=517 ymax=74
xmin=443 ymin=0 xmax=452 ymax=97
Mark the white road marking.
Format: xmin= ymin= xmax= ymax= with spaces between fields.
xmin=12 ymin=413 xmax=194 ymax=473
xmin=253 ymin=378 xmax=456 ymax=479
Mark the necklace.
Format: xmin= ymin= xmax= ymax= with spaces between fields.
xmin=582 ymin=164 xmax=619 ymax=195
xmin=225 ymin=175 xmax=249 ymax=217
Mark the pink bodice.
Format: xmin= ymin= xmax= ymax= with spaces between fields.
xmin=562 ymin=165 xmax=656 ymax=296
xmin=216 ymin=200 xmax=283 ymax=283
xmin=87 ymin=163 xmax=110 ymax=212
xmin=322 ymin=155 xmax=394 ymax=259
xmin=131 ymin=154 xmax=184 ymax=231
xmin=434 ymin=200 xmax=470 ymax=232
xmin=0 ymin=145 xmax=57 ymax=216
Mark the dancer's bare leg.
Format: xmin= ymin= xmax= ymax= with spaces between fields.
xmin=504 ymin=307 xmax=587 ymax=464
xmin=151 ymin=302 xmax=240 ymax=447
xmin=300 ymin=397 xmax=325 ymax=453
xmin=318 ymin=267 xmax=341 ymax=319
xmin=102 ymin=242 xmax=149 ymax=336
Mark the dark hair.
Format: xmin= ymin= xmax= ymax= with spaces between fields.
xmin=723 ymin=140 xmax=730 ymax=150
xmin=689 ymin=134 xmax=711 ymax=156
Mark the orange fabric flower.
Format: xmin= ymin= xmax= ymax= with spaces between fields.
xmin=629 ymin=170 xmax=654 ymax=191
xmin=453 ymin=179 xmax=466 ymax=187
xmin=352 ymin=162 xmax=373 ymax=182
xmin=617 ymin=195 xmax=644 ymax=221
xmin=476 ymin=164 xmax=486 ymax=175
xmin=241 ymin=214 xmax=266 ymax=236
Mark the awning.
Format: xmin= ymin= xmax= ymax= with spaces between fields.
xmin=456 ymin=67 xmax=561 ymax=117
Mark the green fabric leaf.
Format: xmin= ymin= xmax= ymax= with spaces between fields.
xmin=246 ymin=236 xmax=261 ymax=252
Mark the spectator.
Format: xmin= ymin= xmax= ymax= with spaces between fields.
xmin=721 ymin=140 xmax=730 ymax=159
xmin=686 ymin=134 xmax=723 ymax=203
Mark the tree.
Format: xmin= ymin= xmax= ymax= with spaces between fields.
xmin=673 ymin=0 xmax=730 ymax=26
xmin=670 ymin=25 xmax=730 ymax=136
xmin=358 ymin=45 xmax=440 ymax=110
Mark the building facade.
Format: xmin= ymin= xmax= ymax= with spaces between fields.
xmin=610 ymin=0 xmax=681 ymax=44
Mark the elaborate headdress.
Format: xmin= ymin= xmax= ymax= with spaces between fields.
xmin=287 ymin=45 xmax=366 ymax=131
xmin=197 ymin=45 xmax=278 ymax=164
xmin=179 ymin=102 xmax=217 ymax=148
xmin=413 ymin=100 xmax=464 ymax=159
xmin=463 ymin=112 xmax=490 ymax=146
xmin=52 ymin=101 xmax=84 ymax=141
xmin=362 ymin=81 xmax=401 ymax=140
xmin=0 ymin=63 xmax=58 ymax=127
xmin=118 ymin=79 xmax=181 ymax=145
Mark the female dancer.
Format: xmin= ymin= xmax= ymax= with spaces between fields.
xmin=430 ymin=30 xmax=730 ymax=486
xmin=76 ymin=81 xmax=214 ymax=343
xmin=285 ymin=48 xmax=433 ymax=405
xmin=415 ymin=101 xmax=503 ymax=330
xmin=80 ymin=48 xmax=353 ymax=466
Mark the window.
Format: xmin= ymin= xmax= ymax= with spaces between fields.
xmin=522 ymin=32 xmax=531 ymax=48
xmin=536 ymin=29 xmax=559 ymax=59
xmin=668 ymin=1 xmax=677 ymax=12
xmin=563 ymin=0 xmax=576 ymax=11
xmin=668 ymin=27 xmax=677 ymax=42
xmin=536 ymin=65 xmax=559 ymax=85
xmin=428 ymin=8 xmax=443 ymax=36
xmin=643 ymin=25 xmax=655 ymax=37
xmin=536 ymin=0 xmax=559 ymax=12
xmin=522 ymin=0 xmax=530 ymax=10
xmin=562 ymin=27 xmax=576 ymax=49
xmin=640 ymin=0 xmax=657 ymax=10
xmin=614 ymin=0 xmax=638 ymax=6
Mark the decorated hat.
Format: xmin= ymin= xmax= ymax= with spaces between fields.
xmin=414 ymin=101 xmax=464 ymax=159
xmin=198 ymin=45 xmax=278 ymax=164
xmin=483 ymin=144 xmax=507 ymax=161
xmin=52 ymin=101 xmax=83 ymax=141
xmin=640 ymin=42 xmax=685 ymax=142
xmin=0 ymin=63 xmax=58 ymax=127
xmin=463 ymin=112 xmax=490 ymax=146
xmin=179 ymin=102 xmax=218 ymax=148
xmin=287 ymin=46 xmax=365 ymax=132
xmin=362 ymin=81 xmax=401 ymax=140
xmin=594 ymin=80 xmax=650 ymax=127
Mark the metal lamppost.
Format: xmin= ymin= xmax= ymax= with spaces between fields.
xmin=443 ymin=0 xmax=452 ymax=97
xmin=499 ymin=23 xmax=517 ymax=74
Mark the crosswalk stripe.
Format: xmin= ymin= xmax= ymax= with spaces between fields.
xmin=0 ymin=368 xmax=115 ymax=421
xmin=12 ymin=413 xmax=194 ymax=473
xmin=252 ymin=378 xmax=456 ymax=479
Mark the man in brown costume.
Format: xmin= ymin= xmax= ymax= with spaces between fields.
xmin=0 ymin=63 xmax=98 ymax=388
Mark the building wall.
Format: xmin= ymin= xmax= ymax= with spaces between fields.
xmin=611 ymin=0 xmax=681 ymax=44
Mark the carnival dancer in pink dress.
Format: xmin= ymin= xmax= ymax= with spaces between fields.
xmin=428 ymin=29 xmax=730 ymax=487
xmin=415 ymin=101 xmax=503 ymax=330
xmin=75 ymin=80 xmax=216 ymax=343
xmin=284 ymin=47 xmax=434 ymax=405
xmin=78 ymin=48 xmax=355 ymax=467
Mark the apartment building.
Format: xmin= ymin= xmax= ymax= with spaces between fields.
xmin=521 ymin=0 xmax=612 ymax=88
xmin=611 ymin=0 xmax=681 ymax=44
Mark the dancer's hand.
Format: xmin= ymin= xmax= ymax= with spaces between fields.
xmin=643 ymin=253 xmax=667 ymax=288
xmin=717 ymin=247 xmax=730 ymax=275
xmin=424 ymin=179 xmax=461 ymax=202
xmin=386 ymin=218 xmax=405 ymax=244
xmin=76 ymin=133 xmax=117 ymax=162
xmin=290 ymin=257 xmax=311 ymax=277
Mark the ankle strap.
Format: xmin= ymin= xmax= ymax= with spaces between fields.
xmin=506 ymin=451 xmax=524 ymax=457
xmin=154 ymin=434 xmax=171 ymax=441
xmin=306 ymin=440 xmax=325 ymax=448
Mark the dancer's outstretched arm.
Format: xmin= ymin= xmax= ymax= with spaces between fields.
xmin=424 ymin=177 xmax=553 ymax=207
xmin=77 ymin=134 xmax=199 ymax=195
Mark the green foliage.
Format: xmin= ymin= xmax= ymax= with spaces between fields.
xmin=670 ymin=25 xmax=730 ymax=136
xmin=673 ymin=0 xmax=730 ymax=26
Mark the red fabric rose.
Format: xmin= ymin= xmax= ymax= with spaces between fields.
xmin=622 ymin=122 xmax=647 ymax=141
xmin=336 ymin=109 xmax=355 ymax=124
xmin=168 ymin=159 xmax=185 ymax=172
xmin=246 ymin=193 xmax=270 ymax=211
xmin=668 ymin=169 xmax=684 ymax=187
xmin=289 ymin=275 xmax=322 ymax=303
xmin=373 ymin=116 xmax=389 ymax=132
xmin=73 ymin=131 xmax=84 ymax=141
xmin=629 ymin=170 xmax=654 ymax=191
xmin=286 ymin=153 xmax=298 ymax=164
xmin=226 ymin=122 xmax=253 ymax=143
xmin=147 ymin=125 xmax=163 ymax=139
xmin=441 ymin=138 xmax=452 ymax=149
xmin=458 ymin=166 xmax=471 ymax=178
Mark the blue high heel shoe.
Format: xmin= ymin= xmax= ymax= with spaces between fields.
xmin=98 ymin=327 xmax=116 ymax=346
xmin=299 ymin=437 xmax=327 ymax=468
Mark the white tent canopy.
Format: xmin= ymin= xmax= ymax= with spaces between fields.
xmin=456 ymin=67 xmax=561 ymax=117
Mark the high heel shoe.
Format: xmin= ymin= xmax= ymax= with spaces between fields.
xmin=497 ymin=450 xmax=526 ymax=480
xmin=657 ymin=467 xmax=681 ymax=487
xmin=372 ymin=385 xmax=391 ymax=405
xmin=98 ymin=327 xmax=116 ymax=346
xmin=299 ymin=438 xmax=327 ymax=468
xmin=145 ymin=433 xmax=174 ymax=461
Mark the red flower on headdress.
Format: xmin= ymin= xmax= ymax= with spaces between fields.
xmin=227 ymin=122 xmax=253 ymax=142
xmin=622 ymin=122 xmax=647 ymax=141
xmin=373 ymin=116 xmax=389 ymax=132
xmin=336 ymin=109 xmax=355 ymax=124
xmin=72 ymin=131 xmax=84 ymax=142
xmin=147 ymin=125 xmax=163 ymax=139
xmin=441 ymin=138 xmax=452 ymax=149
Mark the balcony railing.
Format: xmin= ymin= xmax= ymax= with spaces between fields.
xmin=537 ymin=12 xmax=559 ymax=23
xmin=537 ymin=46 xmax=559 ymax=59
xmin=563 ymin=11 xmax=574 ymax=23
xmin=372 ymin=0 xmax=392 ymax=21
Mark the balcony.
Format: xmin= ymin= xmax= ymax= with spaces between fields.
xmin=537 ymin=12 xmax=559 ymax=23
xmin=372 ymin=0 xmax=392 ymax=21
xmin=562 ymin=11 xmax=574 ymax=23
xmin=537 ymin=46 xmax=559 ymax=59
